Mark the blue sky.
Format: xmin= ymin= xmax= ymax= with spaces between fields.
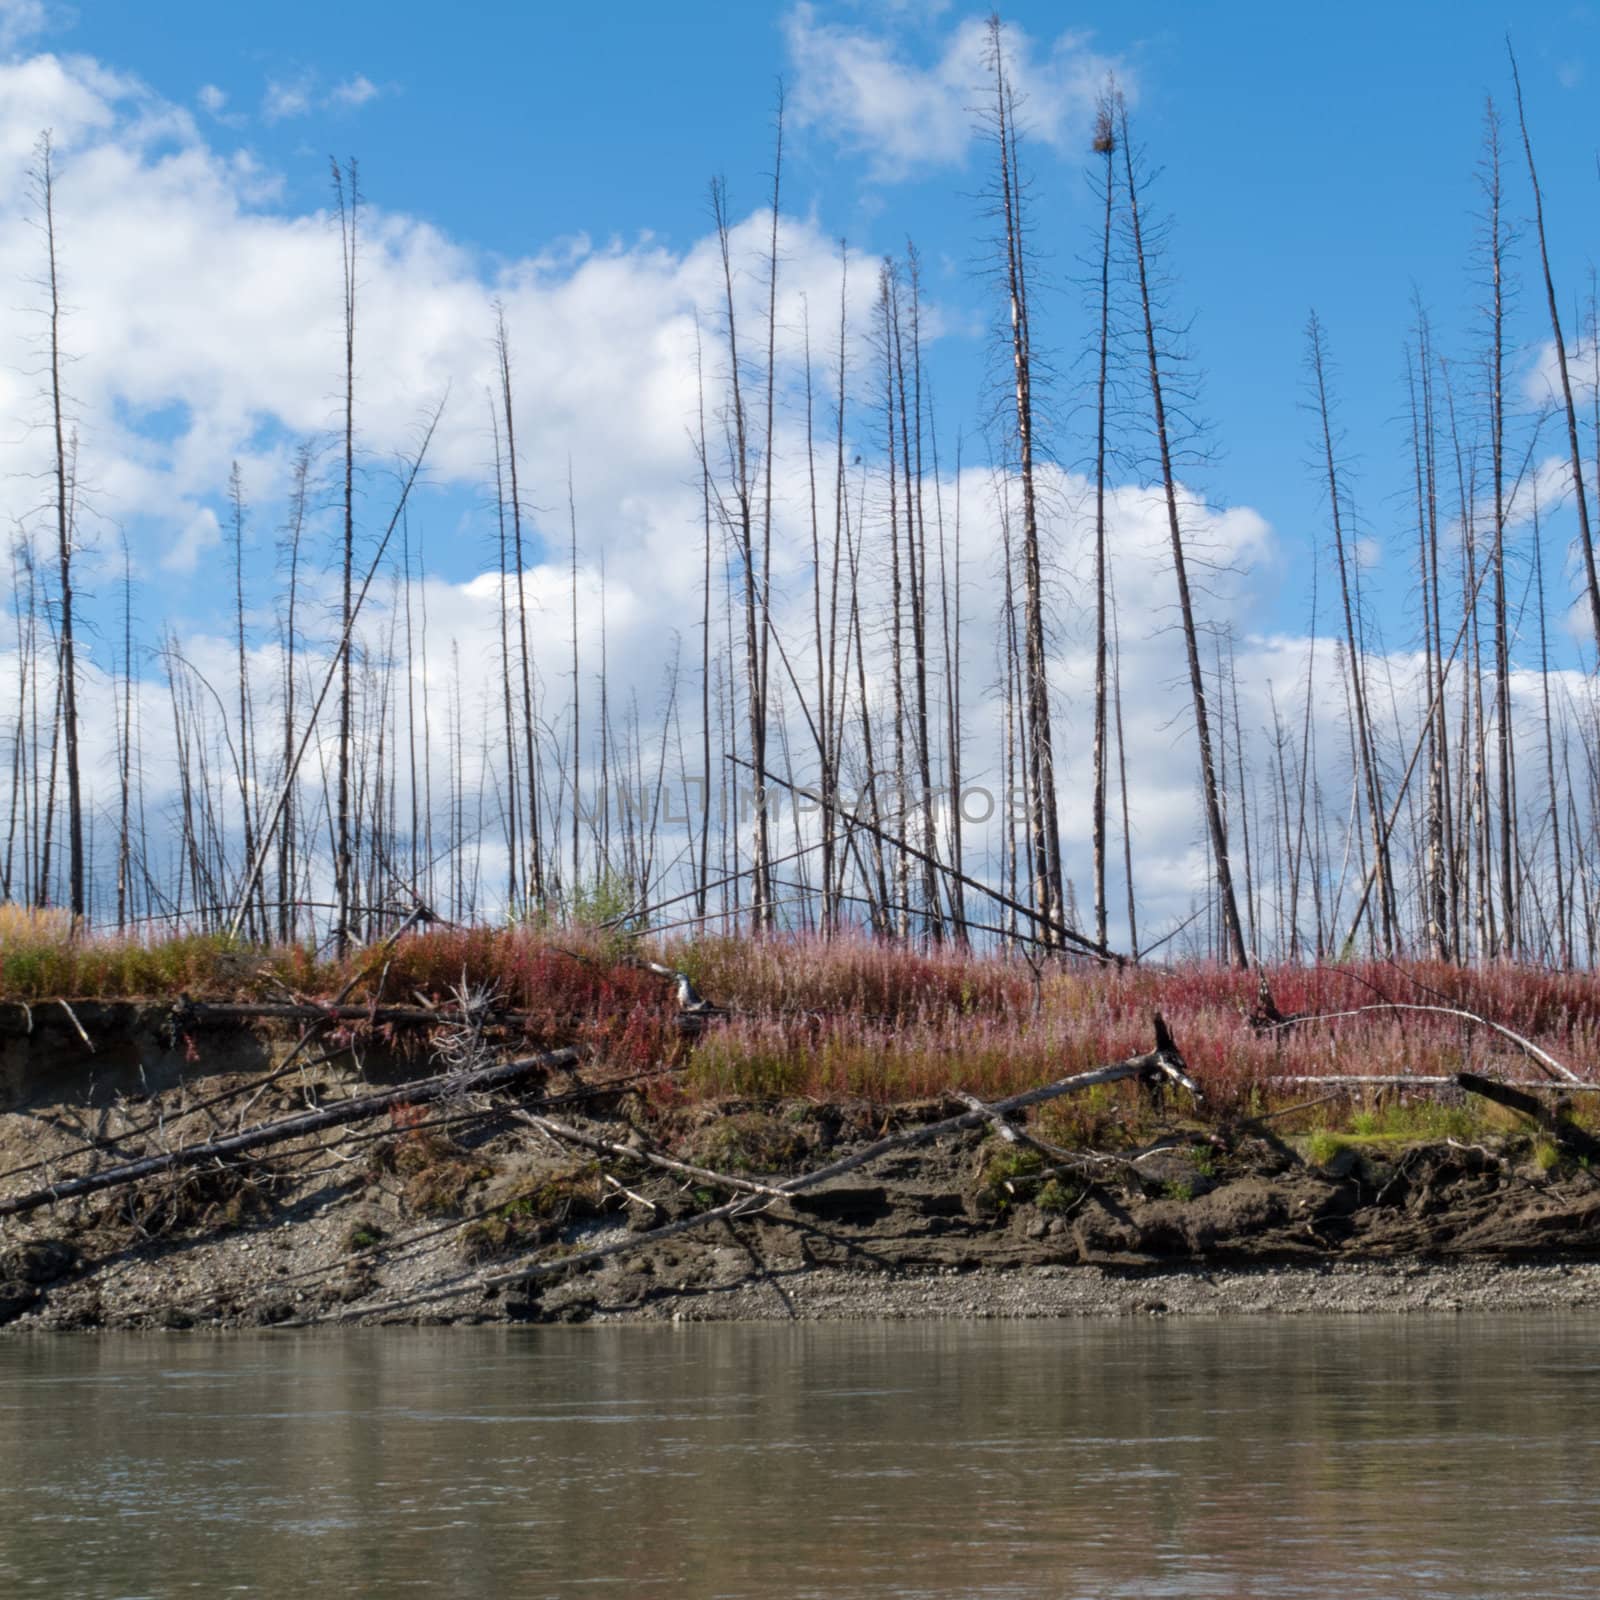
xmin=65 ymin=0 xmax=1600 ymax=619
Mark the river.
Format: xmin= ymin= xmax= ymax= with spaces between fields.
xmin=2 ymin=1314 xmax=1596 ymax=1597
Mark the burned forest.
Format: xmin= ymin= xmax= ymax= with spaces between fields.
xmin=3 ymin=29 xmax=1599 ymax=977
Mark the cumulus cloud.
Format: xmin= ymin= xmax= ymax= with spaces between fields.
xmin=783 ymin=2 xmax=1126 ymax=180
xmin=0 ymin=40 xmax=1343 ymax=949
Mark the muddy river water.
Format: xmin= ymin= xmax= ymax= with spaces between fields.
xmin=2 ymin=1314 xmax=1597 ymax=1597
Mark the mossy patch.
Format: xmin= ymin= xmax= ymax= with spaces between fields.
xmin=1301 ymin=1099 xmax=1488 ymax=1168
xmin=458 ymin=1162 xmax=606 ymax=1261
xmin=402 ymin=1159 xmax=495 ymax=1217
xmin=460 ymin=1213 xmax=550 ymax=1263
xmin=495 ymin=1162 xmax=608 ymax=1222
xmin=381 ymin=1132 xmax=498 ymax=1217
xmin=684 ymin=1112 xmax=807 ymax=1175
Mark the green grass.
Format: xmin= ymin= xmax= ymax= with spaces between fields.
xmin=0 ymin=908 xmax=333 ymax=1001
xmin=1301 ymin=1100 xmax=1490 ymax=1165
xmin=1035 ymin=1177 xmax=1080 ymax=1213
xmin=975 ymin=1142 xmax=1046 ymax=1210
xmin=1303 ymin=1129 xmax=1344 ymax=1166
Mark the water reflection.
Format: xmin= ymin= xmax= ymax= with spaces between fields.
xmin=1 ymin=1315 xmax=1596 ymax=1597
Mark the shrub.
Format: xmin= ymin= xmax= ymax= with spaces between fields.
xmin=1304 ymin=1129 xmax=1342 ymax=1167
xmin=974 ymin=1141 xmax=1044 ymax=1210
xmin=1035 ymin=1177 xmax=1079 ymax=1213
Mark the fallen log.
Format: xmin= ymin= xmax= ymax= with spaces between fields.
xmin=162 ymin=996 xmax=713 ymax=1042
xmin=1455 ymin=1072 xmax=1600 ymax=1162
xmin=0 ymin=1046 xmax=582 ymax=1220
xmin=0 ymin=949 xmax=418 ymax=1186
xmin=467 ymin=1046 xmax=1189 ymax=1287
xmin=1262 ymin=1003 xmax=1580 ymax=1083
xmin=171 ymin=999 xmax=524 ymax=1028
xmin=511 ymin=1111 xmax=785 ymax=1199
xmin=1267 ymin=1074 xmax=1600 ymax=1093
xmin=624 ymin=1018 xmax=1195 ymax=1212
xmin=739 ymin=757 xmax=1127 ymax=966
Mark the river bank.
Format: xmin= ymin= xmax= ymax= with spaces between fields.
xmin=3 ymin=999 xmax=1599 ymax=1330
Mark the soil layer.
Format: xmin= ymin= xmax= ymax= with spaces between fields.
xmin=3 ymin=1005 xmax=1599 ymax=1330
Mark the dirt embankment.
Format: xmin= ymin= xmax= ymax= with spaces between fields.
xmin=3 ymin=1002 xmax=1600 ymax=1329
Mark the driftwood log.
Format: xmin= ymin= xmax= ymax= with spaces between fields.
xmin=169 ymin=999 xmax=527 ymax=1028
xmin=0 ymin=1047 xmax=581 ymax=1219
xmin=512 ymin=1110 xmax=786 ymax=1199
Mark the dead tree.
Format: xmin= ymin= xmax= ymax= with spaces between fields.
xmin=33 ymin=134 xmax=83 ymax=921
xmin=711 ymin=177 xmax=772 ymax=929
xmin=494 ymin=302 xmax=545 ymax=910
xmin=488 ymin=390 xmax=522 ymax=909
xmin=331 ymin=156 xmax=360 ymax=955
xmin=276 ymin=443 xmax=313 ymax=942
xmin=1509 ymin=47 xmax=1600 ymax=662
xmin=985 ymin=20 xmax=1065 ymax=946
xmin=1118 ymin=95 xmax=1248 ymax=969
xmin=1090 ymin=92 xmax=1117 ymax=952
xmin=1306 ymin=313 xmax=1396 ymax=954
xmin=1479 ymin=99 xmax=1518 ymax=955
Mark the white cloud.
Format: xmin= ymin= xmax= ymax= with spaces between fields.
xmin=262 ymin=75 xmax=311 ymax=122
xmin=784 ymin=2 xmax=1127 ymax=180
xmin=263 ymin=69 xmax=383 ymax=122
xmin=167 ymin=505 xmax=221 ymax=573
xmin=848 ymin=0 xmax=953 ymax=18
xmin=0 ymin=52 xmax=128 ymax=165
xmin=197 ymin=83 xmax=227 ymax=115
xmin=329 ymin=73 xmax=380 ymax=109
xmin=0 ymin=0 xmax=50 ymax=53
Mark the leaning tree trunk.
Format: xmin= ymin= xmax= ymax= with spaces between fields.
xmin=1119 ymin=99 xmax=1248 ymax=969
